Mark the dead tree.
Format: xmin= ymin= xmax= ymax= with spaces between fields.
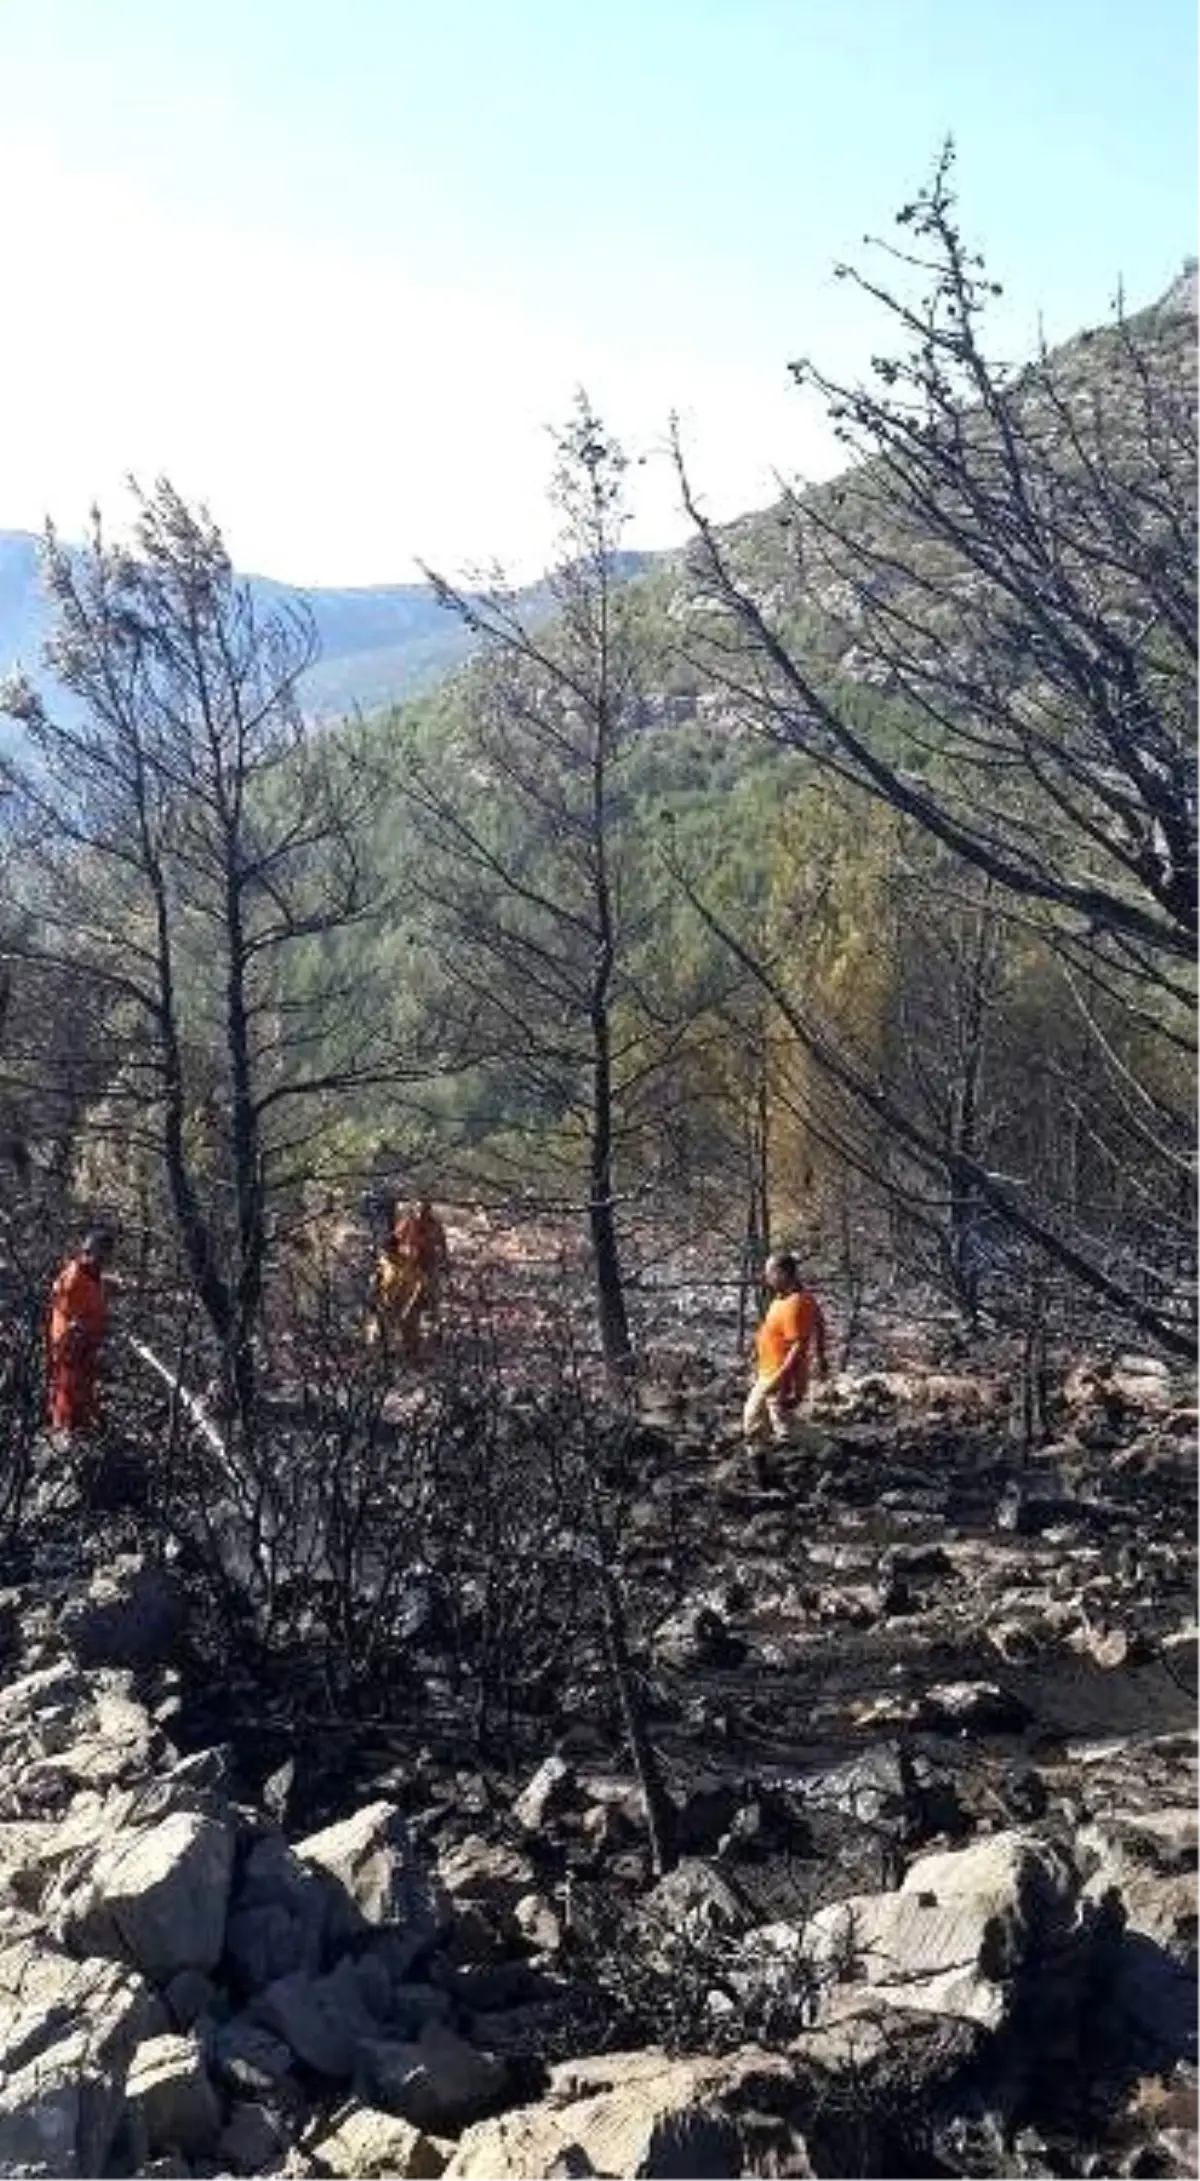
xmin=2 ymin=482 xmax=405 ymax=1458
xmin=674 ymin=148 xmax=1196 ymax=1348
xmin=401 ymin=401 xmax=656 ymax=1373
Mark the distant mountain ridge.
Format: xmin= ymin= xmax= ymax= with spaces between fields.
xmin=1 ymin=268 xmax=1190 ymax=732
xmin=0 ymin=532 xmax=658 ymax=726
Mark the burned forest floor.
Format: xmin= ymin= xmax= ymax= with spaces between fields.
xmin=0 ymin=1312 xmax=1195 ymax=2179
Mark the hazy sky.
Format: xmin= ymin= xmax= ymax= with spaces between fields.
xmin=2 ymin=0 xmax=1195 ymax=584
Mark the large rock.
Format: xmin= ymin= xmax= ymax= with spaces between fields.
xmin=805 ymin=1830 xmax=1080 ymax=2031
xmin=217 ymin=2098 xmax=294 ymax=2173
xmin=0 ymin=1666 xmax=161 ymax=1812
xmin=511 ymin=1758 xmax=576 ymax=1834
xmin=445 ymin=2047 xmax=803 ymax=2179
xmin=296 ymin=1801 xmax=450 ymax=1960
xmin=438 ymin=1835 xmax=537 ymax=1920
xmin=252 ymin=1956 xmax=383 ymax=2078
xmin=52 ymin=1809 xmax=235 ymax=1979
xmin=0 ymin=1940 xmax=158 ymax=2176
xmin=641 ymin=1858 xmax=744 ymax=1947
xmin=358 ymin=2021 xmax=507 ymax=2133
xmin=1081 ymin=1806 xmax=1198 ymax=2057
xmin=125 ymin=2032 xmax=222 ymax=2157
xmin=59 ymin=1558 xmax=187 ymax=1670
xmin=224 ymin=1834 xmax=330 ymax=1990
xmin=210 ymin=2015 xmax=298 ymax=2096
xmin=310 ymin=2101 xmax=447 ymax=2177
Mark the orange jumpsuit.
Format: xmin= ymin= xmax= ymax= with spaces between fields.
xmin=389 ymin=1207 xmax=448 ymax=1356
xmin=47 ymin=1256 xmax=109 ymax=1432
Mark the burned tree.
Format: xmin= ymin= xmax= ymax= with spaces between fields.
xmin=2 ymin=482 xmax=395 ymax=1450
xmin=675 ymin=149 xmax=1196 ymax=1348
xmin=401 ymin=401 xmax=658 ymax=1373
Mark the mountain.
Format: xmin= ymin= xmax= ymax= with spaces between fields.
xmin=0 ymin=534 xmax=658 ymax=727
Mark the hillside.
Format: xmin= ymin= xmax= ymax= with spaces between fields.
xmin=0 ymin=533 xmax=659 ymax=726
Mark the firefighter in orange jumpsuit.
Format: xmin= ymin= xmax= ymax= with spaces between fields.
xmin=47 ymin=1228 xmax=115 ymax=1434
xmin=368 ymin=1199 xmax=449 ymax=1360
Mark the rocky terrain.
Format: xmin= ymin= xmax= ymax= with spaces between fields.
xmin=0 ymin=1348 xmax=1194 ymax=2178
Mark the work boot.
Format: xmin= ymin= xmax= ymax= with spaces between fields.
xmin=750 ymin=1445 xmax=774 ymax=1490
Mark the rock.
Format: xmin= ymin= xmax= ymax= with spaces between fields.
xmin=211 ymin=2016 xmax=298 ymax=2095
xmin=805 ymin=1746 xmax=915 ymax=1830
xmin=253 ymin=1956 xmax=383 ymax=2078
xmin=126 ymin=2032 xmax=222 ymax=2157
xmin=359 ymin=2021 xmax=508 ymax=2133
xmin=882 ymin=1543 xmax=954 ymax=1584
xmin=641 ymin=1859 xmax=745 ymax=1946
xmin=51 ymin=1809 xmax=235 ymax=1979
xmin=1161 ymin=1626 xmax=1198 ymax=1684
xmin=1082 ymin=1807 xmax=1198 ymax=2058
xmin=438 ymin=1835 xmax=537 ymax=1921
xmin=310 ymin=2102 xmax=447 ymax=2177
xmin=297 ymin=1801 xmax=450 ymax=1960
xmin=225 ymin=1833 xmax=330 ymax=1990
xmin=0 ymin=1942 xmax=158 ymax=2177
xmin=513 ymin=1893 xmax=562 ymax=1952
xmin=444 ymin=2047 xmax=802 ymax=2179
xmin=162 ymin=1968 xmax=214 ymax=2032
xmin=1069 ymin=1622 xmax=1145 ymax=1670
xmin=674 ymin=1775 xmax=744 ymax=1855
xmin=988 ymin=1618 xmax=1047 ymax=1666
xmin=918 ymin=1680 xmax=1032 ymax=1733
xmin=218 ymin=2098 xmax=293 ymax=2173
xmin=651 ymin=1602 xmax=746 ymax=1671
xmin=805 ymin=1829 xmax=1080 ymax=2031
xmin=511 ymin=1757 xmax=576 ymax=1833
xmin=59 ymin=1558 xmax=187 ymax=1670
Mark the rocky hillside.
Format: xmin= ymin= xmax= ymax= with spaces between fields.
xmin=0 ymin=535 xmax=657 ymax=730
xmin=0 ymin=1344 xmax=1193 ymax=2178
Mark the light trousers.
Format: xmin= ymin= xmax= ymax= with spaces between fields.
xmin=742 ymin=1377 xmax=798 ymax=1446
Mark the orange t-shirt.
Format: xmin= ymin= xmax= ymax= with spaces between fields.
xmin=756 ymin=1290 xmax=822 ymax=1385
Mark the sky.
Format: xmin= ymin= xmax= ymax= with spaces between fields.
xmin=1 ymin=0 xmax=1195 ymax=585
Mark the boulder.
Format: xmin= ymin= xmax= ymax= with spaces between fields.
xmin=59 ymin=1558 xmax=187 ymax=1670
xmin=0 ymin=1942 xmax=158 ymax=2177
xmin=51 ymin=1809 xmax=235 ymax=1979
xmin=444 ymin=2047 xmax=803 ymax=2179
xmin=252 ymin=1956 xmax=383 ymax=2078
xmin=162 ymin=1968 xmax=214 ymax=2032
xmin=224 ymin=1833 xmax=330 ymax=1989
xmin=310 ymin=2101 xmax=447 ymax=2177
xmin=438 ymin=1835 xmax=537 ymax=1922
xmin=805 ymin=1830 xmax=1080 ymax=2031
xmin=674 ymin=1776 xmax=744 ymax=1855
xmin=511 ymin=1757 xmax=576 ymax=1833
xmin=1081 ymin=1807 xmax=1198 ymax=2058
xmin=641 ymin=1858 xmax=745 ymax=1946
xmin=918 ymin=1681 xmax=1032 ymax=1733
xmin=358 ymin=2021 xmax=508 ymax=2132
xmin=513 ymin=1893 xmax=562 ymax=1953
xmin=217 ymin=2098 xmax=294 ymax=2173
xmin=125 ymin=2033 xmax=222 ymax=2157
xmin=296 ymin=1801 xmax=450 ymax=1960
xmin=210 ymin=2015 xmax=298 ymax=2095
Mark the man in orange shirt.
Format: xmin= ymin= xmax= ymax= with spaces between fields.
xmin=47 ymin=1228 xmax=115 ymax=1434
xmin=743 ymin=1251 xmax=829 ymax=1483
